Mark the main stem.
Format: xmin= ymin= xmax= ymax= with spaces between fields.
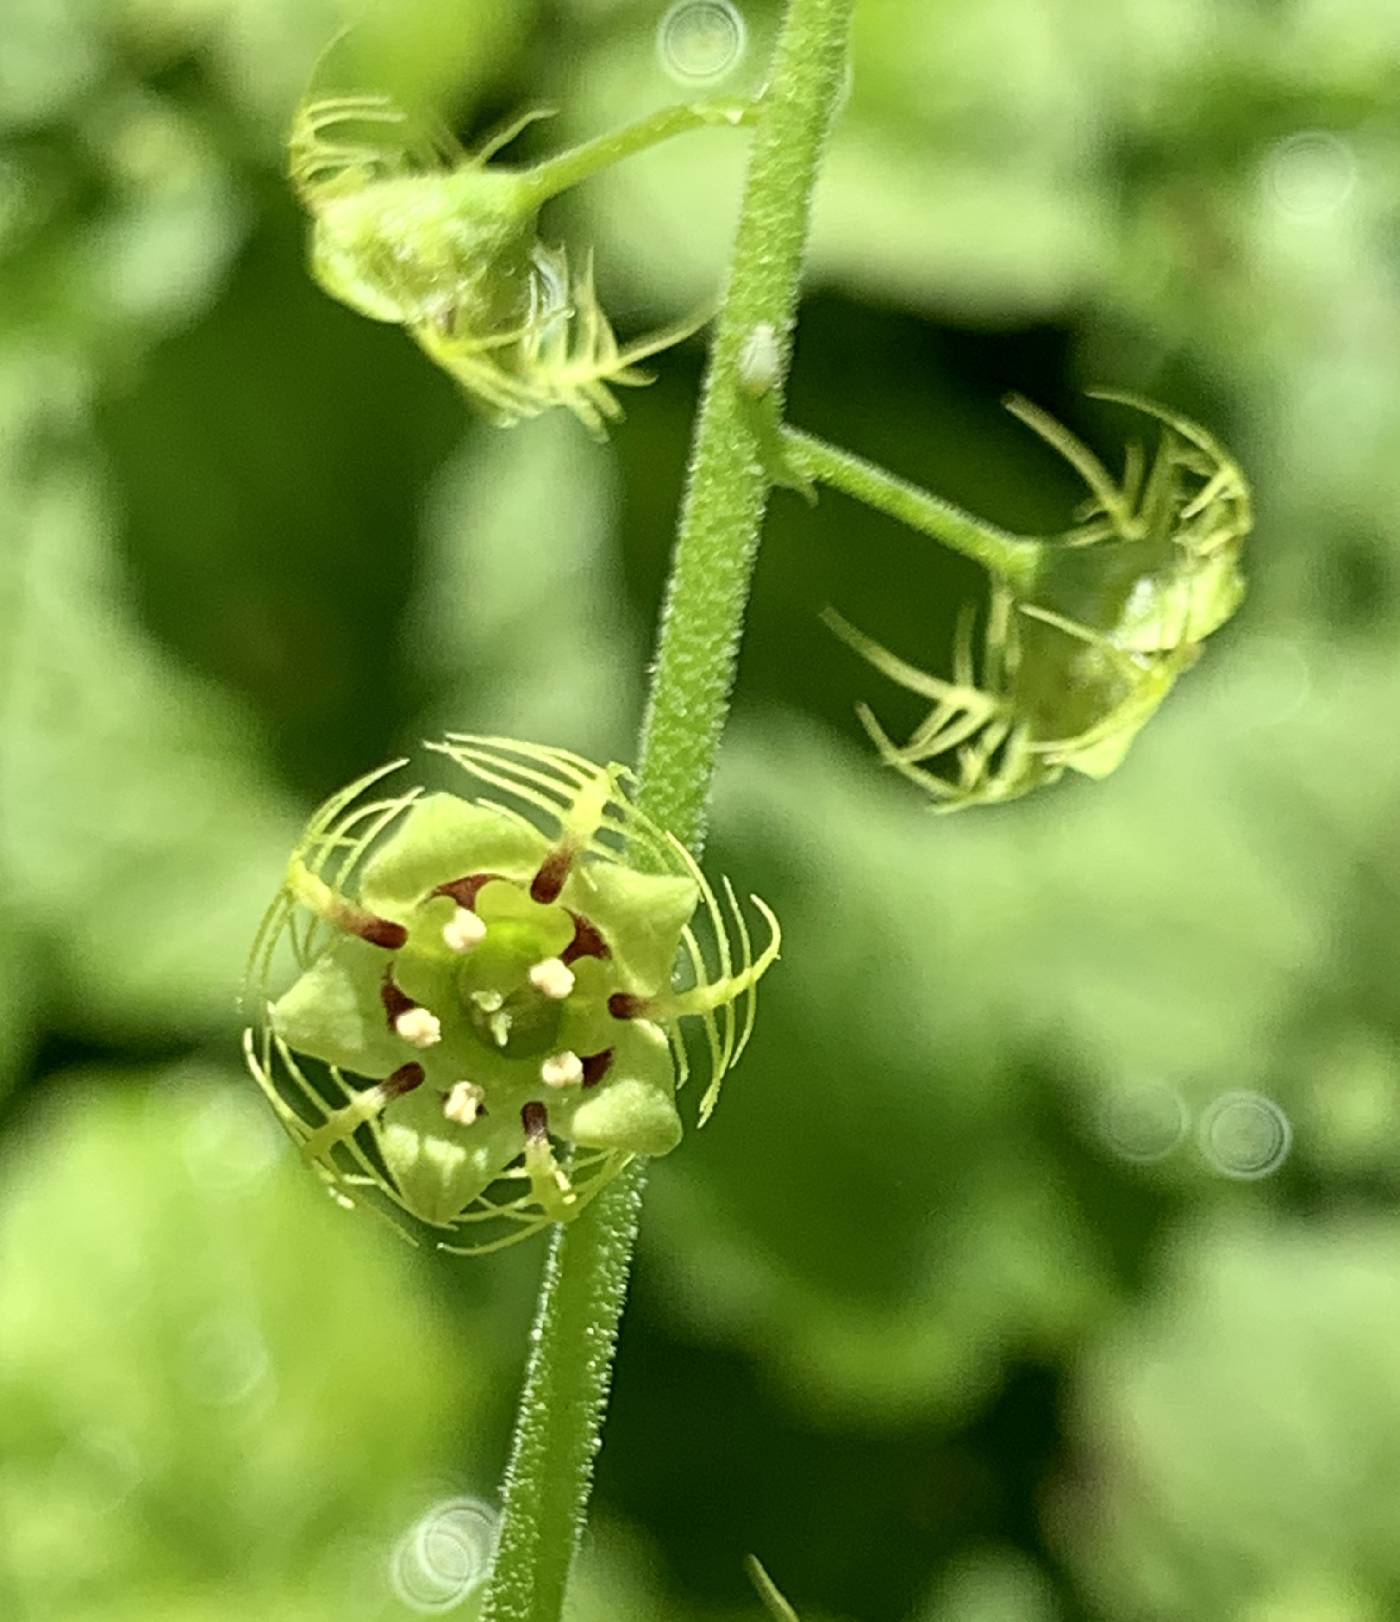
xmin=478 ymin=5 xmax=855 ymax=1620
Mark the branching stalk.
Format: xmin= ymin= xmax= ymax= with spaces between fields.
xmin=519 ymin=99 xmax=759 ymax=204
xmin=782 ymin=427 xmax=1045 ymax=591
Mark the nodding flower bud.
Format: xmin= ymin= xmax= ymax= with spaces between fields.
xmin=287 ymin=47 xmax=753 ymax=437
xmin=244 ymin=736 xmax=779 ymax=1255
xmin=829 ymin=392 xmax=1252 ymax=810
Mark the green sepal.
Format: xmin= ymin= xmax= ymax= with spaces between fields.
xmin=359 ymin=793 xmax=548 ymax=921
xmin=554 ymin=1020 xmax=682 ymax=1158
xmin=271 ymin=931 xmax=491 ymax=1087
xmin=569 ymin=865 xmax=699 ymax=996
xmin=558 ymin=957 xmax=618 ymax=1058
xmin=269 ymin=938 xmax=413 ymax=1081
xmin=1031 ymin=540 xmax=1246 ymax=659
xmin=378 ymin=1083 xmax=523 ymax=1228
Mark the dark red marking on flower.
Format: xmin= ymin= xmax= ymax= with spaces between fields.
xmin=383 ymin=1062 xmax=425 ymax=1099
xmin=561 ymin=911 xmax=610 ymax=966
xmin=380 ymin=972 xmax=417 ymax=1030
xmin=530 ymin=846 xmax=573 ymax=905
xmin=431 ymin=872 xmax=502 ymax=910
xmin=352 ymin=912 xmax=408 ymax=950
xmin=580 ymin=1050 xmax=613 ymax=1090
xmin=608 ymin=992 xmax=646 ymax=1020
xmin=521 ymin=1100 xmax=549 ymax=1140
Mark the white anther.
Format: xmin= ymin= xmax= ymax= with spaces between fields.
xmin=528 ymin=957 xmax=575 ymax=1001
xmin=442 ymin=906 xmax=487 ymax=953
xmin=394 ymin=1007 xmax=442 ymax=1048
xmin=443 ymin=1081 xmax=485 ymax=1126
xmin=541 ymin=1051 xmax=584 ymax=1090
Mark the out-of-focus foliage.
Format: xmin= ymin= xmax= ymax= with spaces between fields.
xmin=5 ymin=0 xmax=1400 ymax=1619
xmin=0 ymin=1068 xmax=497 ymax=1621
xmin=1058 ymin=1215 xmax=1400 ymax=1621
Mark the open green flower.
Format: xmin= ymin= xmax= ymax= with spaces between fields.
xmin=244 ymin=738 xmax=779 ymax=1254
xmin=827 ymin=393 xmax=1252 ymax=810
xmin=289 ymin=73 xmax=750 ymax=436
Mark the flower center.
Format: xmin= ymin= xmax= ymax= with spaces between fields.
xmin=462 ymin=974 xmax=564 ymax=1059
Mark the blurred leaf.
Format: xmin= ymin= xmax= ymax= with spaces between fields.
xmin=76 ymin=89 xmax=247 ymax=333
xmin=200 ymin=0 xmax=537 ymax=149
xmin=408 ymin=414 xmax=642 ymax=763
xmin=0 ymin=926 xmax=42 ymax=1104
xmin=0 ymin=1065 xmax=497 ymax=1621
xmin=644 ymin=721 xmax=1116 ymax=1424
xmin=0 ymin=455 xmax=298 ymax=1037
xmin=0 ymin=0 xmax=104 ymax=130
xmin=1057 ymin=1212 xmax=1400 ymax=1621
xmin=913 ymin=1547 xmax=1061 ymax=1622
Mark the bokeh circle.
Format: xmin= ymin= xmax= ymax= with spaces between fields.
xmin=1097 ymin=1080 xmax=1191 ymax=1164
xmin=1264 ymin=131 xmax=1357 ymax=222
xmin=656 ymin=0 xmax=747 ymax=85
xmin=1199 ymin=1090 xmax=1293 ymax=1180
xmin=388 ymin=1495 xmax=498 ymax=1614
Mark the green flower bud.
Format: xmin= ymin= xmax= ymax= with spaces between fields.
xmin=288 ymin=75 xmax=750 ymax=436
xmin=307 ymin=149 xmax=537 ymax=334
xmin=830 ymin=393 xmax=1252 ymax=810
xmin=244 ymin=737 xmax=779 ymax=1254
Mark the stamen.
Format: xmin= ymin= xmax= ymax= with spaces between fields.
xmin=355 ymin=914 xmax=409 ymax=949
xmin=580 ymin=1050 xmax=613 ymax=1089
xmin=608 ymin=992 xmax=646 ymax=1020
xmin=529 ymin=958 xmax=575 ymax=1001
xmin=381 ymin=973 xmax=442 ymax=1048
xmin=290 ymin=861 xmax=407 ymax=949
xmin=298 ymin=1060 xmax=423 ymax=1167
xmin=442 ymin=906 xmax=487 ymax=953
xmin=561 ymin=911 xmax=610 ymax=965
xmin=443 ymin=1080 xmax=486 ymax=1125
xmin=530 ymin=846 xmax=574 ymax=904
xmin=541 ymin=1051 xmax=584 ymax=1089
xmin=395 ymin=1007 xmax=442 ymax=1049
xmin=383 ymin=1062 xmax=425 ymax=1099
xmin=521 ymin=1100 xmax=576 ymax=1213
xmin=521 ymin=1099 xmax=549 ymax=1140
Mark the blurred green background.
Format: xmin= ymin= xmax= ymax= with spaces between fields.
xmin=4 ymin=1 xmax=1400 ymax=1618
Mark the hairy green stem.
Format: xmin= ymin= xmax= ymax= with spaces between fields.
xmin=478 ymin=5 xmax=855 ymax=1620
xmin=520 ymin=99 xmax=758 ymax=205
xmin=782 ymin=427 xmax=1045 ymax=591
xmin=635 ymin=21 xmax=853 ymax=841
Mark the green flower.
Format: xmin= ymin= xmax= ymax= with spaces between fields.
xmin=245 ymin=737 xmax=779 ymax=1254
xmin=829 ymin=393 xmax=1252 ymax=810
